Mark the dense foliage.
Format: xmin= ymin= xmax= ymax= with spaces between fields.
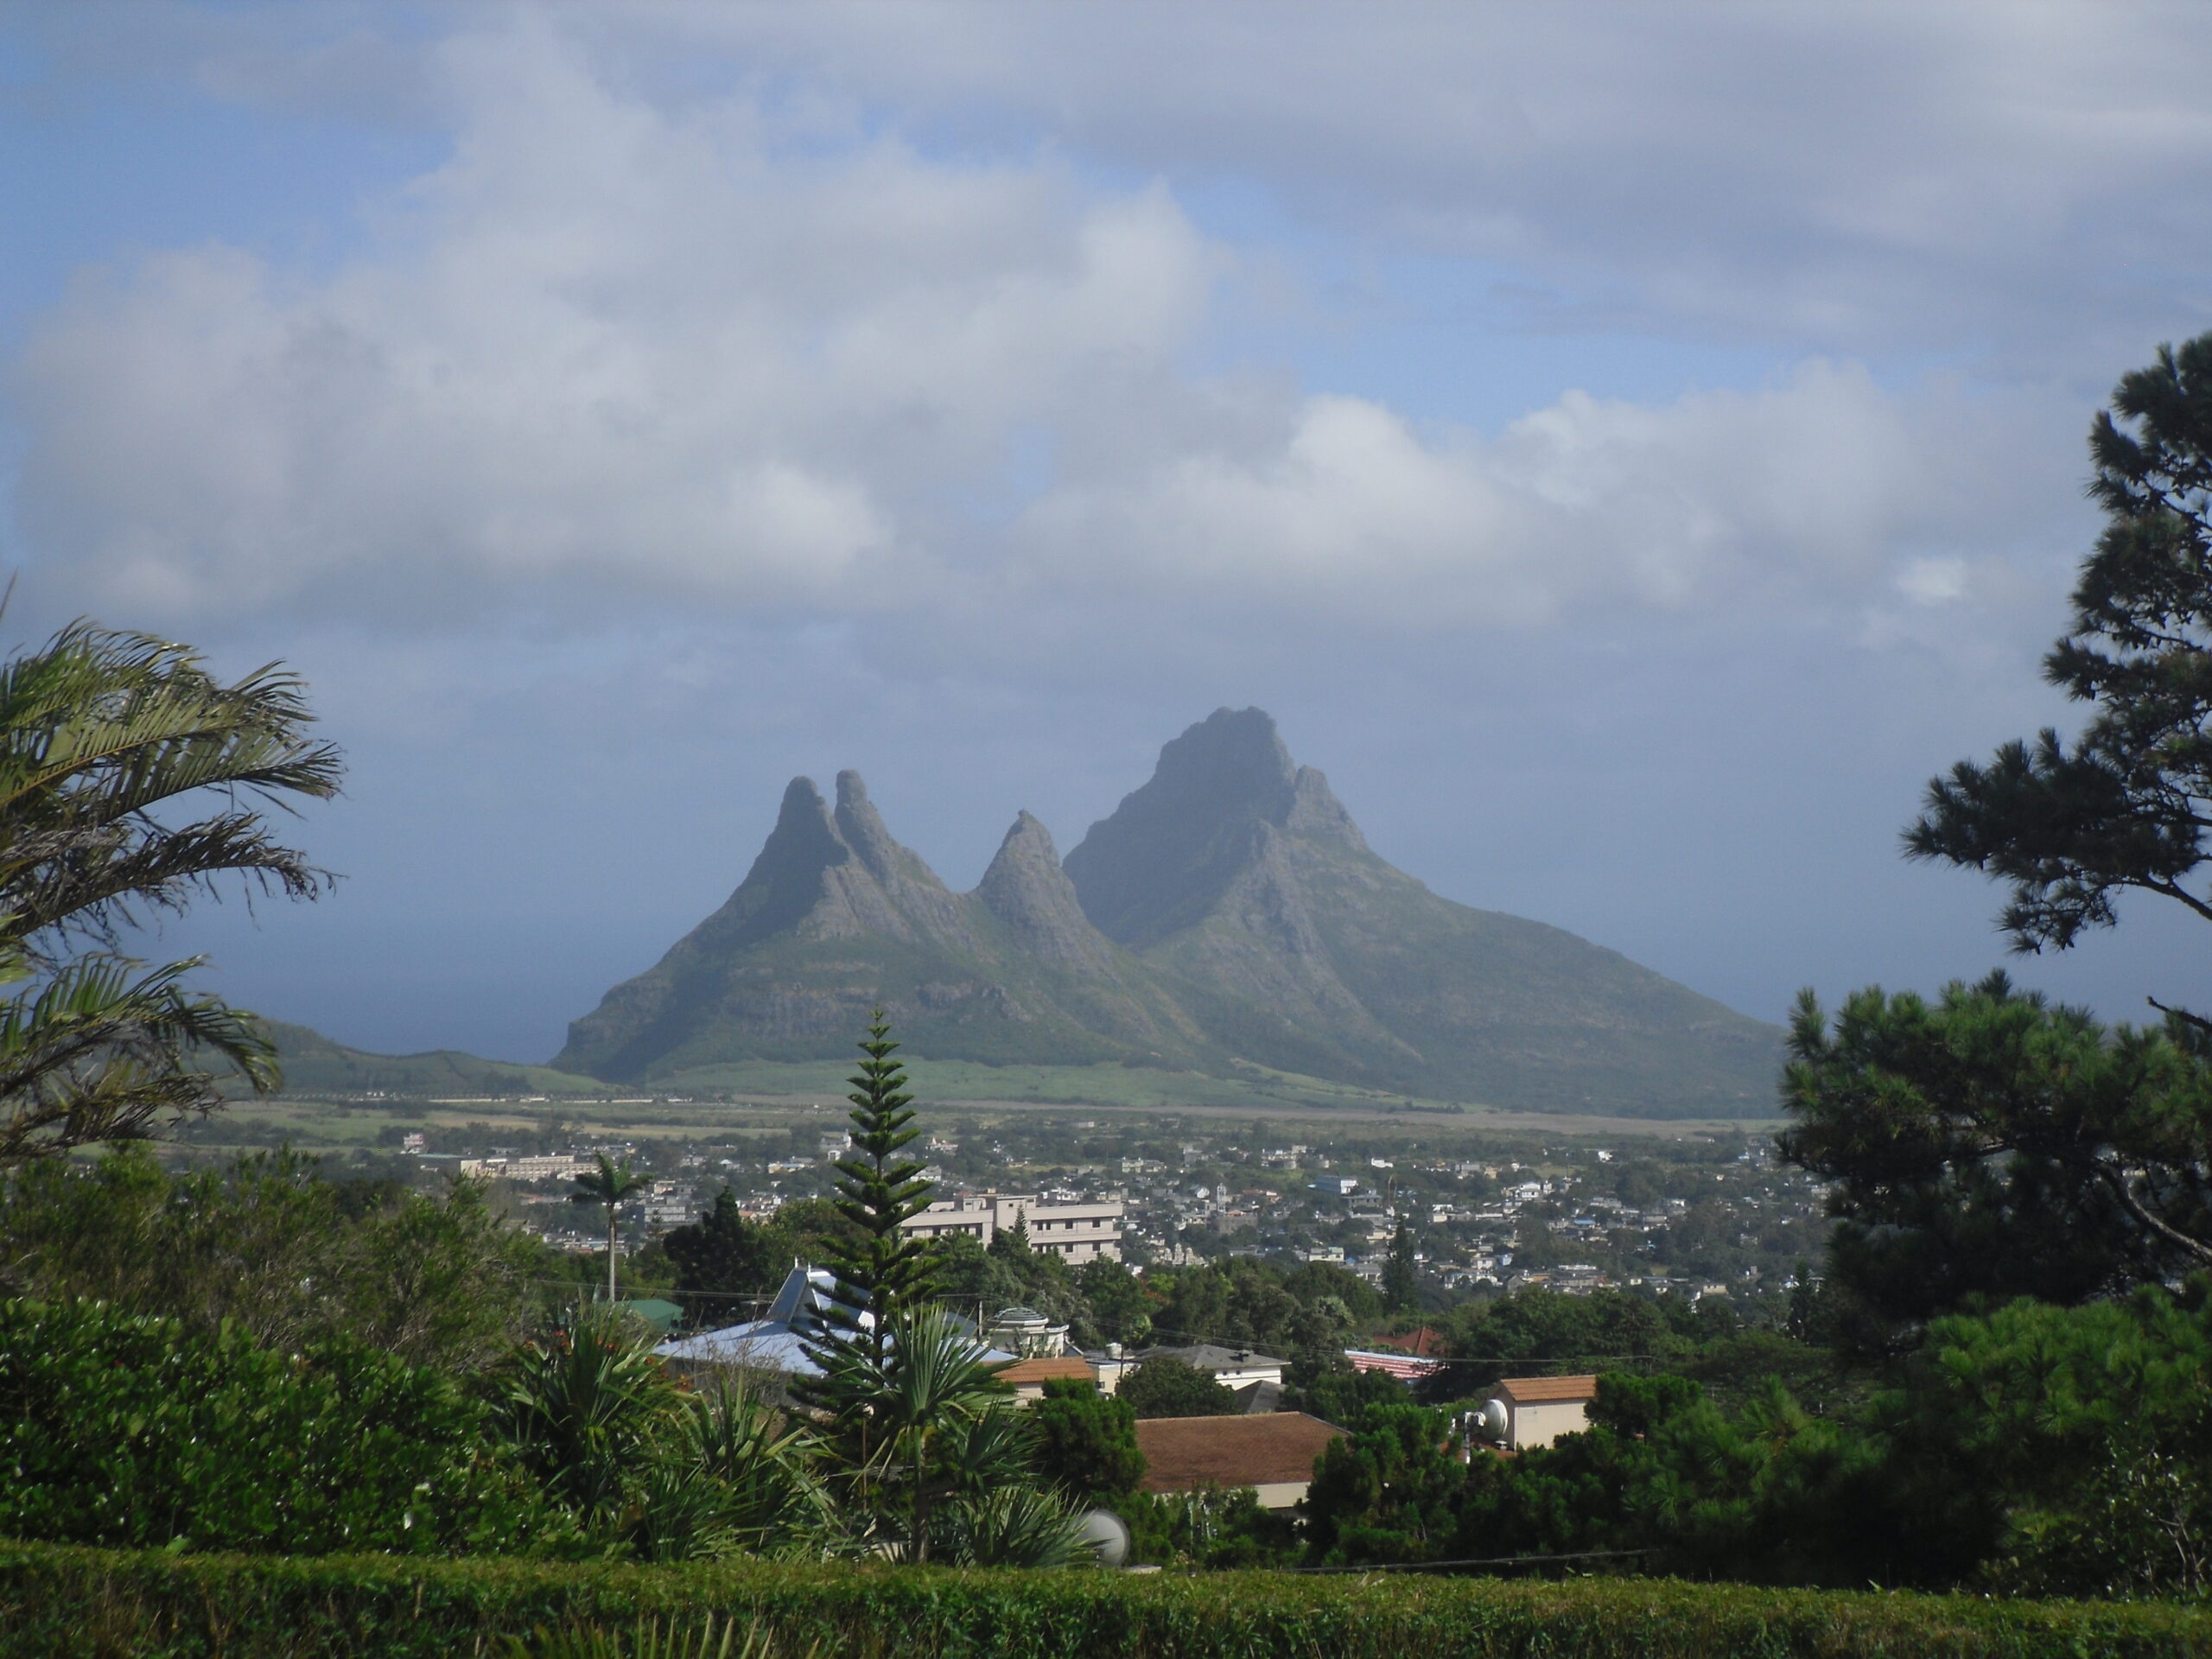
xmin=0 ymin=1145 xmax=538 ymax=1370
xmin=1300 ymin=1285 xmax=2212 ymax=1598
xmin=0 ymin=1299 xmax=549 ymax=1555
xmin=1117 ymin=1357 xmax=1235 ymax=1419
xmin=3 ymin=1542 xmax=2205 ymax=1659
xmin=1029 ymin=1376 xmax=1144 ymax=1503
xmin=1781 ymin=974 xmax=2212 ymax=1327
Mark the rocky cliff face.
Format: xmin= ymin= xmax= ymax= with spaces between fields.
xmin=557 ymin=709 xmax=1781 ymax=1115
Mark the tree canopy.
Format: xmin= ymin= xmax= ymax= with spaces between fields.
xmin=1908 ymin=331 xmax=2212 ymax=1030
xmin=1780 ymin=975 xmax=2212 ymax=1331
xmin=1117 ymin=1355 xmax=1236 ymax=1420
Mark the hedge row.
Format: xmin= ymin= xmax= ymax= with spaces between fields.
xmin=2 ymin=1541 xmax=2208 ymax=1659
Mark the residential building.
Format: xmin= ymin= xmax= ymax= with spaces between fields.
xmin=458 ymin=1153 xmax=592 ymax=1181
xmin=1134 ymin=1413 xmax=1348 ymax=1509
xmin=1101 ymin=1342 xmax=1285 ymax=1397
xmin=643 ymin=1183 xmax=702 ymax=1230
xmin=1486 ymin=1375 xmax=1599 ymax=1451
xmin=899 ymin=1191 xmax=1123 ymax=1262
xmin=1345 ymin=1348 xmax=1441 ymax=1384
xmin=656 ymin=1264 xmax=1019 ymax=1383
xmin=986 ymin=1306 xmax=1070 ymax=1357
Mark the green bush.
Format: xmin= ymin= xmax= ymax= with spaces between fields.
xmin=1117 ymin=1357 xmax=1233 ymax=1419
xmin=0 ymin=1300 xmax=550 ymax=1555
xmin=0 ymin=1147 xmax=540 ymax=1371
xmin=0 ymin=1541 xmax=2205 ymax=1658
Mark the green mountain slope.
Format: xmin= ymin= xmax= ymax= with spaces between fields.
xmin=1064 ymin=709 xmax=1781 ymax=1114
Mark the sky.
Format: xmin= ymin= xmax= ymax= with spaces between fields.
xmin=4 ymin=2 xmax=2211 ymax=1066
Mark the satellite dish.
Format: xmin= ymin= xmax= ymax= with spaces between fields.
xmin=1076 ymin=1508 xmax=1131 ymax=1568
xmin=1478 ymin=1396 xmax=1510 ymax=1444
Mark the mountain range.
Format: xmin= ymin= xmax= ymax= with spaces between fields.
xmin=553 ymin=709 xmax=1780 ymax=1116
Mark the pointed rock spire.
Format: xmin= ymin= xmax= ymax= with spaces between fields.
xmin=977 ymin=811 xmax=1122 ymax=973
xmin=1065 ymin=707 xmax=1342 ymax=948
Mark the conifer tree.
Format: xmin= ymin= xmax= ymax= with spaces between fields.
xmin=797 ymin=1012 xmax=942 ymax=1468
xmin=1382 ymin=1220 xmax=1420 ymax=1313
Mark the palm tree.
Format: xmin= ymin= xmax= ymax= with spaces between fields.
xmin=0 ymin=622 xmax=340 ymax=1164
xmin=817 ymin=1302 xmax=1015 ymax=1561
xmin=498 ymin=1301 xmax=678 ymax=1521
xmin=571 ymin=1154 xmax=648 ymax=1301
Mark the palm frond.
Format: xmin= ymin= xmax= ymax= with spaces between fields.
xmin=0 ymin=952 xmax=276 ymax=1164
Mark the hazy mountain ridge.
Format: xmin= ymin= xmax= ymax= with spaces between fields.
xmin=551 ymin=709 xmax=1782 ymax=1116
xmin=1065 ymin=709 xmax=1779 ymax=1111
xmin=251 ymin=1021 xmax=606 ymax=1099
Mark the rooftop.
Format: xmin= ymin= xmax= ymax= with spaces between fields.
xmin=1135 ymin=1412 xmax=1347 ymax=1494
xmin=1133 ymin=1342 xmax=1286 ymax=1371
xmin=998 ymin=1357 xmax=1095 ymax=1389
xmin=1494 ymin=1374 xmax=1600 ymax=1404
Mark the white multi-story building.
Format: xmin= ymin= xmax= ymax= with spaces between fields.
xmin=899 ymin=1191 xmax=1124 ymax=1263
xmin=643 ymin=1182 xmax=704 ymax=1230
xmin=458 ymin=1153 xmax=592 ymax=1182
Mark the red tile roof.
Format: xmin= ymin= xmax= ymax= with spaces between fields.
xmin=1345 ymin=1349 xmax=1441 ymax=1381
xmin=999 ymin=1357 xmax=1096 ymax=1388
xmin=1495 ymin=1374 xmax=1599 ymax=1404
xmin=1135 ymin=1412 xmax=1347 ymax=1494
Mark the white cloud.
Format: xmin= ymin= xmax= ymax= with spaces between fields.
xmin=14 ymin=20 xmax=1220 ymax=622
xmin=1020 ymin=361 xmax=2059 ymax=631
xmin=9 ymin=13 xmax=2080 ymax=649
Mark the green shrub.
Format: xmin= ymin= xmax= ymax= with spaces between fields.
xmin=0 ymin=1299 xmax=550 ymax=1555
xmin=0 ymin=1147 xmax=540 ymax=1371
xmin=1117 ymin=1357 xmax=1233 ymax=1419
xmin=0 ymin=1541 xmax=2206 ymax=1659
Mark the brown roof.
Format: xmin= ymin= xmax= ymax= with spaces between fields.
xmin=1135 ymin=1412 xmax=1347 ymax=1494
xmin=999 ymin=1357 xmax=1096 ymax=1387
xmin=1495 ymin=1374 xmax=1599 ymax=1404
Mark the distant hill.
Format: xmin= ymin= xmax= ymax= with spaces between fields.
xmin=253 ymin=1021 xmax=605 ymax=1099
xmin=556 ymin=710 xmax=1783 ymax=1117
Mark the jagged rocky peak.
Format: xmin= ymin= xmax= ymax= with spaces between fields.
xmin=1286 ymin=766 xmax=1368 ymax=851
xmin=976 ymin=810 xmax=1117 ymax=969
xmin=1065 ymin=707 xmax=1370 ymax=946
xmin=832 ymin=769 xmax=947 ymax=895
xmin=1145 ymin=706 xmax=1299 ymax=821
xmin=753 ymin=776 xmax=850 ymax=876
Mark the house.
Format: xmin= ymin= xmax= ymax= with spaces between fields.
xmin=1099 ymin=1343 xmax=1286 ymax=1396
xmin=1135 ymin=1413 xmax=1348 ymax=1509
xmin=985 ymin=1305 xmax=1070 ymax=1357
xmin=652 ymin=1264 xmax=851 ymax=1378
xmin=1486 ymin=1375 xmax=1599 ymax=1450
xmin=643 ymin=1182 xmax=702 ymax=1230
xmin=1344 ymin=1348 xmax=1441 ymax=1384
xmin=652 ymin=1264 xmax=1017 ymax=1382
xmin=899 ymin=1191 xmax=1125 ymax=1262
